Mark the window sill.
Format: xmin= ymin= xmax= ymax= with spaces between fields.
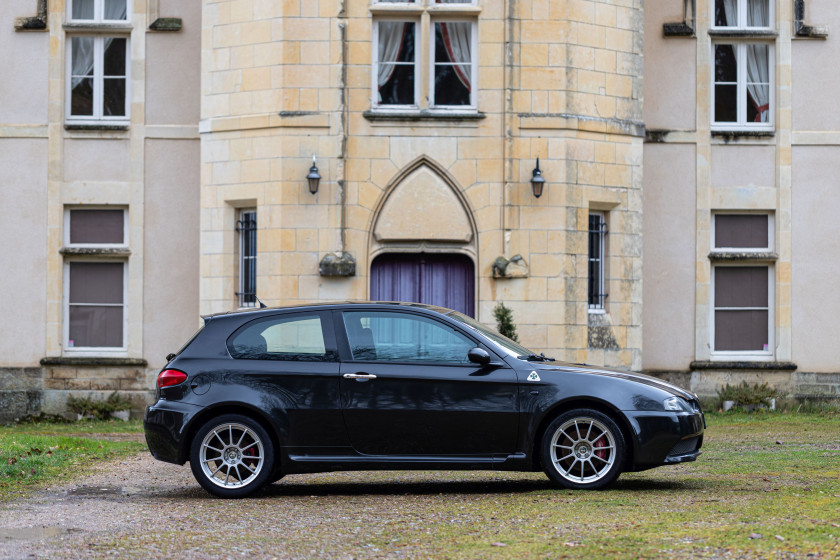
xmin=65 ymin=123 xmax=130 ymax=132
xmin=364 ymin=110 xmax=485 ymax=123
xmin=691 ymin=360 xmax=797 ymax=371
xmin=369 ymin=4 xmax=425 ymax=15
xmin=60 ymin=247 xmax=131 ymax=257
xmin=63 ymin=22 xmax=133 ymax=33
xmin=41 ymin=357 xmax=147 ymax=367
xmin=708 ymin=29 xmax=778 ymax=38
xmin=711 ymin=130 xmax=775 ymax=141
xmin=708 ymin=251 xmax=777 ymax=262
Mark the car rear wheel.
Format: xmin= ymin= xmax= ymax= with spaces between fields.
xmin=541 ymin=409 xmax=625 ymax=490
xmin=189 ymin=414 xmax=274 ymax=498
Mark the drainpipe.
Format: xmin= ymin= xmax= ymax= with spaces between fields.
xmin=502 ymin=0 xmax=516 ymax=256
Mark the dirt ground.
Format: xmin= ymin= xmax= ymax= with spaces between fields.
xmin=0 ymin=451 xmax=553 ymax=560
xmin=1 ymin=414 xmax=838 ymax=559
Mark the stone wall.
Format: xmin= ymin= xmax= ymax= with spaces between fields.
xmin=199 ymin=0 xmax=646 ymax=370
xmin=650 ymin=369 xmax=840 ymax=402
xmin=0 ymin=366 xmax=156 ymax=424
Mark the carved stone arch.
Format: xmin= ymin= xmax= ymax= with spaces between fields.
xmin=370 ymin=155 xmax=477 ymax=247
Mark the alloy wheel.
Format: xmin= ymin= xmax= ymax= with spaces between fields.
xmin=199 ymin=422 xmax=265 ymax=489
xmin=549 ymin=417 xmax=617 ymax=484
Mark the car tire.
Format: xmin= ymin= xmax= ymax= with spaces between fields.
xmin=189 ymin=414 xmax=275 ymax=498
xmin=541 ymin=408 xmax=625 ymax=490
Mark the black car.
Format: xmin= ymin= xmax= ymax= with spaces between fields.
xmin=144 ymin=302 xmax=704 ymax=498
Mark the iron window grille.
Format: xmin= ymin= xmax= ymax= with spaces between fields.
xmin=588 ymin=213 xmax=609 ymax=311
xmin=236 ymin=210 xmax=257 ymax=308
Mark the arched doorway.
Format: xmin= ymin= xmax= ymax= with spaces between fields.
xmin=370 ymin=253 xmax=475 ymax=317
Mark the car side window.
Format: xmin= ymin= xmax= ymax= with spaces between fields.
xmin=342 ymin=311 xmax=474 ymax=364
xmin=228 ymin=314 xmax=331 ymax=361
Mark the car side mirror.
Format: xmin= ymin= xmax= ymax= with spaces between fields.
xmin=468 ymin=347 xmax=491 ymax=365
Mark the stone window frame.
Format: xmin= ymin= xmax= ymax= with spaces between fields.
xmin=63 ymin=206 xmax=129 ymax=248
xmin=236 ymin=208 xmax=258 ymax=309
xmin=64 ymin=0 xmax=133 ymax=126
xmin=369 ymin=0 xmax=480 ymax=117
xmin=709 ymin=212 xmax=776 ymax=361
xmin=588 ymin=211 xmax=608 ymax=314
xmin=710 ymin=212 xmax=774 ymax=255
xmin=61 ymin=206 xmax=130 ymax=356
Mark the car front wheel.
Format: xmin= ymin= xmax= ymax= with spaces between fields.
xmin=189 ymin=414 xmax=275 ymax=498
xmin=541 ymin=409 xmax=625 ymax=490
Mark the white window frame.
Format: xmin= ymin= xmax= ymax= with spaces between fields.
xmin=710 ymin=0 xmax=774 ymax=31
xmin=371 ymin=18 xmax=421 ymax=111
xmin=373 ymin=0 xmax=477 ymax=5
xmin=711 ymin=41 xmax=774 ymax=131
xmin=65 ymin=35 xmax=131 ymax=124
xmin=710 ymin=263 xmax=774 ymax=360
xmin=711 ymin=212 xmax=774 ymax=253
xmin=237 ymin=208 xmax=258 ymax=309
xmin=64 ymin=206 xmax=129 ymax=248
xmin=67 ymin=0 xmax=131 ymax=23
xmin=63 ymin=259 xmax=128 ymax=354
xmin=428 ymin=18 xmax=478 ymax=110
xmin=370 ymin=0 xmax=479 ymax=114
xmin=588 ymin=211 xmax=607 ymax=314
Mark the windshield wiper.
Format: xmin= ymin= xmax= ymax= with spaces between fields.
xmin=518 ymin=353 xmax=556 ymax=362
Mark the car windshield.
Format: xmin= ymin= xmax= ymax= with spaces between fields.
xmin=448 ymin=311 xmax=537 ymax=358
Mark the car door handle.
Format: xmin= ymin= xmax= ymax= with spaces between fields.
xmin=343 ymin=373 xmax=377 ymax=380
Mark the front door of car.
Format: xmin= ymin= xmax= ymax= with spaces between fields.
xmin=337 ymin=310 xmax=519 ymax=456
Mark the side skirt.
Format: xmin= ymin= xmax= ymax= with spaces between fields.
xmin=280 ymin=452 xmax=532 ymax=475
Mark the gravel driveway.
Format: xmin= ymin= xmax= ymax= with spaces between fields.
xmin=0 ymin=451 xmax=551 ymax=559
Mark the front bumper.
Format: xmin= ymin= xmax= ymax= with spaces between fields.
xmin=143 ymin=400 xmax=203 ymax=465
xmin=624 ymin=410 xmax=705 ymax=471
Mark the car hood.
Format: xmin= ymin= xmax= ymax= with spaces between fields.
xmin=535 ymin=362 xmax=697 ymax=400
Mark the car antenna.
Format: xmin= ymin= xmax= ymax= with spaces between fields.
xmin=256 ymin=296 xmax=267 ymax=309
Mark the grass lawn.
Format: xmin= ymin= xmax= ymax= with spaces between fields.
xmin=364 ymin=411 xmax=839 ymax=559
xmin=0 ymin=419 xmax=145 ymax=501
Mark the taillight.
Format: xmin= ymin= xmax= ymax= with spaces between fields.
xmin=157 ymin=369 xmax=187 ymax=388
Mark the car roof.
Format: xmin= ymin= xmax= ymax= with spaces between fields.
xmin=202 ymin=301 xmax=458 ymax=321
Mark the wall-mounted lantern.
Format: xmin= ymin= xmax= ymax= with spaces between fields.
xmin=306 ymin=156 xmax=321 ymax=194
xmin=530 ymin=157 xmax=546 ymax=198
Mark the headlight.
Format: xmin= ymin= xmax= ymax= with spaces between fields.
xmin=664 ymin=396 xmax=691 ymax=412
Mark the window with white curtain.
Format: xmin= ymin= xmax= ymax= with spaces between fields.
xmin=66 ymin=0 xmax=130 ymax=123
xmin=713 ymin=0 xmax=771 ymax=29
xmin=711 ymin=0 xmax=774 ymax=130
xmin=373 ymin=0 xmax=477 ymax=111
xmin=68 ymin=0 xmax=128 ymax=22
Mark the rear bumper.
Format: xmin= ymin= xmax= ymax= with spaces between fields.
xmin=143 ymin=400 xmax=202 ymax=465
xmin=624 ymin=410 xmax=705 ymax=471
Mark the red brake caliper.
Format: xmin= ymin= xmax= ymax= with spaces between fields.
xmin=595 ymin=437 xmax=607 ymax=460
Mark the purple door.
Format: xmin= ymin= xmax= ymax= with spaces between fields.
xmin=370 ymin=254 xmax=475 ymax=317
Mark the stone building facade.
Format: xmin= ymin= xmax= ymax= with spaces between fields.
xmin=199 ymin=0 xmax=646 ymax=371
xmin=643 ymin=0 xmax=840 ymax=398
xmin=2 ymin=0 xmax=838 ymax=421
xmin=0 ymin=0 xmax=201 ymax=421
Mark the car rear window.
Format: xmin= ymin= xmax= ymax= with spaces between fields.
xmin=228 ymin=314 xmax=330 ymax=361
